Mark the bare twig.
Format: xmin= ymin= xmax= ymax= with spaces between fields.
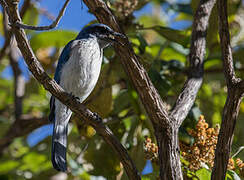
xmin=1 ymin=1 xmax=140 ymax=179
xmin=13 ymin=0 xmax=70 ymax=31
xmin=211 ymin=0 xmax=244 ymax=179
xmin=0 ymin=0 xmax=31 ymax=63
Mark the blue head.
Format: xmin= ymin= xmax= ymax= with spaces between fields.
xmin=76 ymin=24 xmax=125 ymax=48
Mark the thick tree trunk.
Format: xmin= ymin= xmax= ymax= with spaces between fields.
xmin=155 ymin=126 xmax=182 ymax=180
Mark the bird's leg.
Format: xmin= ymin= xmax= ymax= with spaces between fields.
xmin=67 ymin=92 xmax=81 ymax=113
xmin=68 ymin=92 xmax=80 ymax=102
xmin=93 ymin=112 xmax=102 ymax=123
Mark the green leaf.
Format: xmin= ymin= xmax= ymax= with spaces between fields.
xmin=0 ymin=13 xmax=4 ymax=36
xmin=23 ymin=4 xmax=39 ymax=27
xmin=86 ymin=64 xmax=113 ymax=117
xmin=84 ymin=141 xmax=120 ymax=178
xmin=136 ymin=33 xmax=148 ymax=54
xmin=170 ymin=3 xmax=193 ymax=15
xmin=112 ymin=90 xmax=130 ymax=115
xmin=175 ymin=12 xmax=193 ymax=21
xmin=20 ymin=152 xmax=51 ymax=173
xmin=194 ymin=168 xmax=211 ymax=180
xmin=142 ymin=172 xmax=158 ymax=180
xmin=160 ymin=47 xmax=187 ymax=62
xmin=0 ymin=161 xmax=19 ymax=173
xmin=151 ymin=26 xmax=190 ymax=48
xmin=226 ymin=170 xmax=241 ymax=180
xmin=30 ymin=30 xmax=77 ymax=51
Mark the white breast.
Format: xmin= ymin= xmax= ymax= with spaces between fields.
xmin=59 ymin=38 xmax=103 ymax=103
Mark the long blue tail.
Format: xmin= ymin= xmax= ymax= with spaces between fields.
xmin=51 ymin=120 xmax=68 ymax=172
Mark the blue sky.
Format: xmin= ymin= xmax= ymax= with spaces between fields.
xmin=2 ymin=0 xmax=192 ymax=176
xmin=37 ymin=0 xmax=152 ymax=31
xmin=36 ymin=0 xmax=190 ymax=31
xmin=5 ymin=0 xmax=192 ymax=149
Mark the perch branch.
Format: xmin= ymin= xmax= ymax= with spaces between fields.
xmin=82 ymin=0 xmax=169 ymax=129
xmin=83 ymin=0 xmax=216 ymax=179
xmin=1 ymin=0 xmax=140 ymax=179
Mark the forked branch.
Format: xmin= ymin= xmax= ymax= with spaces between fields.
xmin=0 ymin=0 xmax=140 ymax=179
xmin=13 ymin=0 xmax=70 ymax=31
xmin=211 ymin=0 xmax=244 ymax=179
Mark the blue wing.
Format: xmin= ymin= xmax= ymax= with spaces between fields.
xmin=54 ymin=40 xmax=74 ymax=84
xmin=49 ymin=40 xmax=73 ymax=122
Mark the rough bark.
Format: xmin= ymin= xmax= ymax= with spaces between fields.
xmin=83 ymin=0 xmax=169 ymax=127
xmin=164 ymin=1 xmax=216 ymax=179
xmin=211 ymin=0 xmax=244 ymax=179
xmin=0 ymin=0 xmax=30 ymax=62
xmin=155 ymin=126 xmax=182 ymax=179
xmin=0 ymin=0 xmax=217 ymax=178
xmin=1 ymin=1 xmax=140 ymax=179
xmin=212 ymin=88 xmax=243 ymax=179
xmin=9 ymin=44 xmax=25 ymax=120
xmin=83 ymin=0 xmax=216 ymax=179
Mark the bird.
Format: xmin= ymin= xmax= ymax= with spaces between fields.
xmin=49 ymin=24 xmax=125 ymax=172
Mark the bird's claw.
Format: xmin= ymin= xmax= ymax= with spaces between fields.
xmin=93 ymin=112 xmax=102 ymax=123
xmin=69 ymin=93 xmax=80 ymax=102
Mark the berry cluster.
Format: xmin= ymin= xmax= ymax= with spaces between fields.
xmin=181 ymin=115 xmax=220 ymax=170
xmin=143 ymin=136 xmax=158 ymax=163
xmin=143 ymin=115 xmax=244 ymax=178
xmin=236 ymin=158 xmax=244 ymax=177
xmin=180 ymin=115 xmax=241 ymax=172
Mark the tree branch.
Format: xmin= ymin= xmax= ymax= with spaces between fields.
xmin=216 ymin=0 xmax=240 ymax=86
xmin=8 ymin=46 xmax=25 ymax=120
xmin=13 ymin=0 xmax=70 ymax=31
xmin=156 ymin=0 xmax=216 ymax=179
xmin=0 ymin=0 xmax=31 ymax=63
xmin=211 ymin=0 xmax=244 ymax=179
xmin=0 ymin=115 xmax=49 ymax=154
xmin=1 ymin=1 xmax=140 ymax=179
xmin=3 ymin=9 xmax=26 ymax=120
xmin=170 ymin=0 xmax=216 ymax=126
xmin=82 ymin=0 xmax=169 ymax=131
xmin=82 ymin=0 xmax=217 ymax=179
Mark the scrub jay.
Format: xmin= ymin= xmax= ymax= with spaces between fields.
xmin=49 ymin=24 xmax=125 ymax=172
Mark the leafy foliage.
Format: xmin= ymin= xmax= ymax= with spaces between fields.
xmin=0 ymin=0 xmax=244 ymax=179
